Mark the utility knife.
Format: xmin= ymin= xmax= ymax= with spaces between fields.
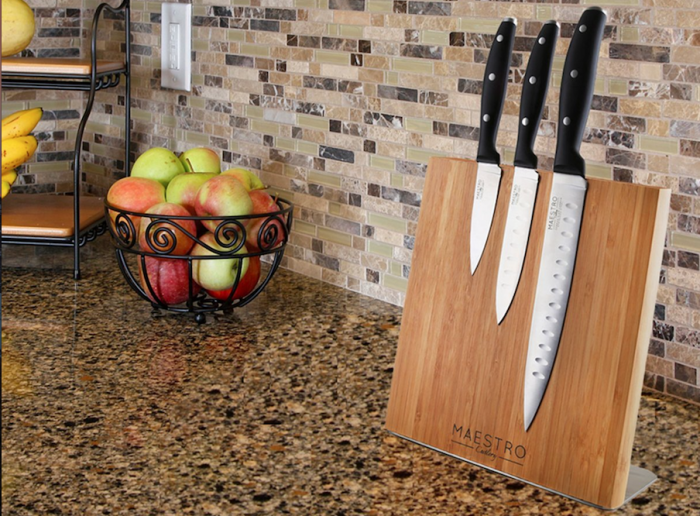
xmin=495 ymin=20 xmax=559 ymax=324
xmin=469 ymin=17 xmax=517 ymax=275
xmin=524 ymin=7 xmax=607 ymax=432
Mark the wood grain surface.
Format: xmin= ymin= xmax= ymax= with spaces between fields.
xmin=385 ymin=157 xmax=670 ymax=509
xmin=1 ymin=58 xmax=125 ymax=75
xmin=2 ymin=194 xmax=105 ymax=237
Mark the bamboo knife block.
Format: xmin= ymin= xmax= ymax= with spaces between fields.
xmin=385 ymin=157 xmax=670 ymax=509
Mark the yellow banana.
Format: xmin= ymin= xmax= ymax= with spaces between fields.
xmin=2 ymin=181 xmax=11 ymax=199
xmin=2 ymin=135 xmax=37 ymax=173
xmin=3 ymin=169 xmax=18 ymax=185
xmin=2 ymin=107 xmax=43 ymax=141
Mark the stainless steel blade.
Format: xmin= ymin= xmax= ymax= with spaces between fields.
xmin=523 ymin=173 xmax=587 ymax=431
xmin=469 ymin=162 xmax=502 ymax=275
xmin=495 ymin=167 xmax=539 ymax=323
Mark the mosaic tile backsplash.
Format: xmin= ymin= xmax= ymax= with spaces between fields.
xmin=2 ymin=0 xmax=699 ymax=404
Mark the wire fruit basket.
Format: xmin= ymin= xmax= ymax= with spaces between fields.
xmin=105 ymin=197 xmax=293 ymax=323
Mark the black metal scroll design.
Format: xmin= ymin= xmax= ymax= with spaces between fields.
xmin=106 ymin=197 xmax=294 ymax=322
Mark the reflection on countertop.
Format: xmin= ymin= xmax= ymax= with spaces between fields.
xmin=2 ymin=243 xmax=699 ymax=515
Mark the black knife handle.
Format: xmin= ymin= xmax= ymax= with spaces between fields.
xmin=513 ymin=21 xmax=559 ymax=170
xmin=477 ymin=18 xmax=517 ymax=165
xmin=553 ymin=7 xmax=607 ymax=176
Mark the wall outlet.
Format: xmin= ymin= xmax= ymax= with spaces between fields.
xmin=161 ymin=3 xmax=191 ymax=91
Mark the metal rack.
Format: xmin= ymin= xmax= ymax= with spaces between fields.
xmin=1 ymin=0 xmax=131 ymax=280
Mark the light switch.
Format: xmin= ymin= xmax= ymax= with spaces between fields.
xmin=161 ymin=3 xmax=191 ymax=91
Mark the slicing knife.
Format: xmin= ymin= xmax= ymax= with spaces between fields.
xmin=495 ymin=21 xmax=559 ymax=324
xmin=523 ymin=7 xmax=607 ymax=432
xmin=469 ymin=17 xmax=517 ymax=275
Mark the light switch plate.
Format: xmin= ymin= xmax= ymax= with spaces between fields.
xmin=161 ymin=3 xmax=191 ymax=91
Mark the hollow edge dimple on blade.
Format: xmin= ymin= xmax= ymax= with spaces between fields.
xmin=524 ymin=174 xmax=587 ymax=431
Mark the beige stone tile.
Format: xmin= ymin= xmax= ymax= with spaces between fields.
xmin=663 ymin=100 xmax=700 ymax=122
xmin=645 ymin=355 xmax=675 ymax=378
xmin=619 ymin=98 xmax=662 ymax=118
xmin=666 ymin=342 xmax=700 ymax=368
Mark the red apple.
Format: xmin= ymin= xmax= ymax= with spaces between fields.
xmin=139 ymin=202 xmax=197 ymax=255
xmin=194 ymin=175 xmax=254 ymax=234
xmin=166 ymin=172 xmax=218 ymax=214
xmin=207 ymin=255 xmax=261 ymax=301
xmin=246 ymin=190 xmax=286 ymax=251
xmin=190 ymin=232 xmax=249 ymax=291
xmin=138 ymin=256 xmax=200 ymax=306
xmin=106 ymin=176 xmax=166 ymax=238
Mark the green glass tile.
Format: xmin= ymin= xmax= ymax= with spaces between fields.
xmin=2 ymin=102 xmax=27 ymax=113
xmin=390 ymin=261 xmax=402 ymax=277
xmin=584 ymin=0 xmax=639 ymax=5
xmin=27 ymin=162 xmax=70 ymax=173
xmin=192 ymin=5 xmax=207 ymax=15
xmin=552 ymin=55 xmax=566 ymax=72
xmin=671 ymin=232 xmax=700 ymax=253
xmin=277 ymin=137 xmax=296 ymax=151
xmin=85 ymin=121 xmax=110 ymax=134
xmin=383 ymin=273 xmax=408 ymax=292
xmin=621 ymin=26 xmax=640 ymax=43
xmin=406 ymin=118 xmax=433 ymax=133
xmin=328 ymin=24 xmax=339 ymax=37
xmin=316 ymin=50 xmax=348 ymax=66
xmin=386 ymin=71 xmax=399 ymax=85
xmin=407 ymin=147 xmax=446 ymax=164
xmin=319 ymin=227 xmax=353 ymax=247
xmin=370 ymin=155 xmax=395 ymax=171
xmin=329 ymin=202 xmax=342 ymax=216
xmin=227 ymin=30 xmax=246 ymax=42
xmin=297 ymin=141 xmax=318 ymax=155
xmin=28 ymin=100 xmax=71 ymax=110
xmin=193 ymin=40 xmax=209 ymax=51
xmin=609 ymin=79 xmax=628 ymax=96
xmin=368 ymin=241 xmax=394 ymax=258
xmin=340 ymin=24 xmax=363 ymax=38
xmin=309 ymin=170 xmax=342 ymax=188
xmin=422 ymin=30 xmax=449 ymax=46
xmin=246 ymin=106 xmax=264 ymax=119
xmin=502 ymin=148 xmax=515 ymax=165
xmin=297 ymin=114 xmax=329 ymax=131
xmin=585 ymin=162 xmax=612 ymax=179
xmin=294 ymin=220 xmax=317 ymax=236
xmin=233 ymin=0 xmax=251 ymax=5
xmin=640 ymin=136 xmax=678 ymax=154
xmin=594 ymin=77 xmax=605 ymax=95
xmin=190 ymin=97 xmax=206 ymax=109
xmin=368 ymin=212 xmax=407 ymax=233
xmin=319 ymin=0 xmax=329 ymax=8
xmin=459 ymin=18 xmax=501 ymax=34
xmin=391 ymin=174 xmax=403 ymax=188
xmin=132 ymin=109 xmax=152 ymax=122
xmin=368 ymin=0 xmax=392 ymax=12
xmin=536 ymin=6 xmax=553 ymax=21
xmin=241 ymin=43 xmax=270 ymax=57
xmin=185 ymin=131 xmax=210 ymax=145
xmin=251 ymin=119 xmax=280 ymax=135
xmin=393 ymin=57 xmax=433 ymax=75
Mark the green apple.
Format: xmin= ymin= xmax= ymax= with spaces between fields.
xmin=221 ymin=167 xmax=265 ymax=192
xmin=131 ymin=147 xmax=186 ymax=188
xmin=194 ymin=175 xmax=254 ymax=234
xmin=166 ymin=172 xmax=218 ymax=214
xmin=180 ymin=147 xmax=221 ymax=173
xmin=190 ymin=232 xmax=250 ymax=291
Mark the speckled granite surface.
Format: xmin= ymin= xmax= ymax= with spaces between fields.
xmin=2 ymin=243 xmax=699 ymax=515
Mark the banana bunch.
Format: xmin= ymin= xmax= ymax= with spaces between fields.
xmin=2 ymin=107 xmax=42 ymax=199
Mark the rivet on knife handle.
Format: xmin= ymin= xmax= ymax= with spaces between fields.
xmin=496 ymin=20 xmax=559 ymax=324
xmin=477 ymin=18 xmax=517 ymax=165
xmin=523 ymin=7 xmax=607 ymax=432
xmin=469 ymin=18 xmax=517 ymax=275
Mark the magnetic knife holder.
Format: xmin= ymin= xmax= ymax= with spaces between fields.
xmin=385 ymin=157 xmax=670 ymax=510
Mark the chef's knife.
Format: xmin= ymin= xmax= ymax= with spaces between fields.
xmin=469 ymin=17 xmax=517 ymax=275
xmin=495 ymin=21 xmax=559 ymax=324
xmin=524 ymin=7 xmax=607 ymax=432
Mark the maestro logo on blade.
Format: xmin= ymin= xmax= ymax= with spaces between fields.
xmin=547 ymin=196 xmax=563 ymax=231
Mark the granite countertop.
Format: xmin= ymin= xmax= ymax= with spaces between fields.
xmin=2 ymin=244 xmax=699 ymax=515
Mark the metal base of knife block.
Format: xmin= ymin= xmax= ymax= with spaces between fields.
xmin=385 ymin=157 xmax=670 ymax=510
xmin=387 ymin=430 xmax=657 ymax=511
